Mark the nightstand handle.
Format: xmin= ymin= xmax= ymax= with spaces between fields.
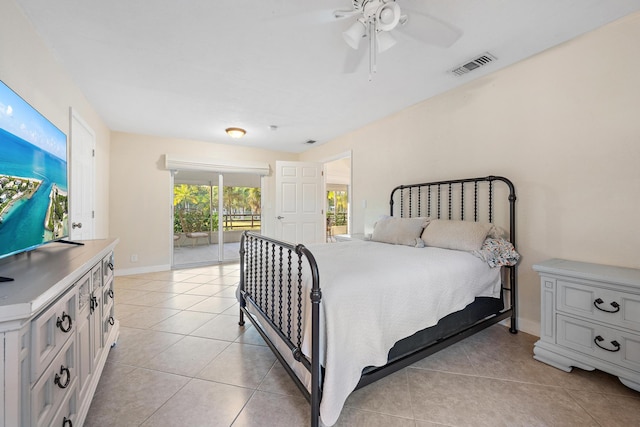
xmin=594 ymin=335 xmax=621 ymax=352
xmin=593 ymin=298 xmax=620 ymax=313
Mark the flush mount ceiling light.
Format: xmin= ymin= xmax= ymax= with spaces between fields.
xmin=225 ymin=127 xmax=246 ymax=138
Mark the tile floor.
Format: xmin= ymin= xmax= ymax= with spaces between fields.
xmin=172 ymin=242 xmax=241 ymax=267
xmin=86 ymin=264 xmax=640 ymax=426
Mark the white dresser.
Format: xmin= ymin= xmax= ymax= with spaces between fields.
xmin=533 ymin=258 xmax=640 ymax=392
xmin=0 ymin=238 xmax=119 ymax=426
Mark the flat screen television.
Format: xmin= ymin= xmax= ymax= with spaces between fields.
xmin=0 ymin=80 xmax=69 ymax=262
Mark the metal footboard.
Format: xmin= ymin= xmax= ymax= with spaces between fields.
xmin=238 ymin=232 xmax=322 ymax=427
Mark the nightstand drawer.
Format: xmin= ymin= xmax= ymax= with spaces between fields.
xmin=557 ymin=279 xmax=640 ymax=330
xmin=557 ymin=314 xmax=640 ymax=371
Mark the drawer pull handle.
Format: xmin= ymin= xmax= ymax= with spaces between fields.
xmin=90 ymin=296 xmax=98 ymax=314
xmin=593 ymin=298 xmax=620 ymax=313
xmin=109 ymin=316 xmax=115 ymax=326
xmin=56 ymin=312 xmax=73 ymax=333
xmin=63 ymin=416 xmax=73 ymax=427
xmin=108 ymin=289 xmax=114 ymax=299
xmin=594 ymin=335 xmax=621 ymax=352
xmin=54 ymin=365 xmax=71 ymax=389
xmin=108 ymin=262 xmax=114 ymax=271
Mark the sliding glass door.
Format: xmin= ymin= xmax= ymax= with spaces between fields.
xmin=218 ymin=173 xmax=261 ymax=262
xmin=172 ymin=172 xmax=261 ymax=267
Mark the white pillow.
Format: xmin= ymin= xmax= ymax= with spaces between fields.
xmin=371 ymin=216 xmax=429 ymax=248
xmin=421 ymin=219 xmax=493 ymax=251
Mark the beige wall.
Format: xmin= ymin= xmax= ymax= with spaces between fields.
xmin=301 ymin=12 xmax=640 ymax=335
xmin=1 ymin=0 xmax=111 ymax=237
xmin=109 ymin=132 xmax=297 ymax=274
xmin=6 ymin=0 xmax=639 ymax=335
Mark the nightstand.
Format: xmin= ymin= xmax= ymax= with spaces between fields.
xmin=533 ymin=258 xmax=640 ymax=392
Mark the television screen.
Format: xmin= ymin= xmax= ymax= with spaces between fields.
xmin=0 ymin=80 xmax=69 ymax=260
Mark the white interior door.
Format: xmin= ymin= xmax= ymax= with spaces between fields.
xmin=69 ymin=109 xmax=95 ymax=241
xmin=275 ymin=161 xmax=324 ymax=244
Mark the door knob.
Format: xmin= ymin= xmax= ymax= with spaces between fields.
xmin=72 ymin=222 xmax=83 ymax=229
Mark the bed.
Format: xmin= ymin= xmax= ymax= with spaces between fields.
xmin=238 ymin=175 xmax=518 ymax=426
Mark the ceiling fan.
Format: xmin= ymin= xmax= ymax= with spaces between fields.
xmin=334 ymin=0 xmax=462 ymax=77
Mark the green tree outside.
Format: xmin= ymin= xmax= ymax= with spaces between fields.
xmin=327 ymin=190 xmax=348 ymax=226
xmin=174 ymin=184 xmax=261 ymax=233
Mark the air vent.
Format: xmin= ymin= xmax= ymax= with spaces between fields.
xmin=450 ymin=53 xmax=497 ymax=76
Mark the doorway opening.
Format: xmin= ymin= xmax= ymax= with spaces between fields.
xmin=326 ymin=184 xmax=348 ymax=240
xmin=324 ymin=155 xmax=351 ymax=242
xmin=172 ymin=171 xmax=261 ymax=268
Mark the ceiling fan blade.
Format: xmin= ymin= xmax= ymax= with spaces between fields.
xmin=333 ymin=9 xmax=360 ymax=19
xmin=267 ymin=8 xmax=341 ymax=26
xmin=397 ymin=9 xmax=462 ymax=48
xmin=343 ymin=45 xmax=367 ymax=74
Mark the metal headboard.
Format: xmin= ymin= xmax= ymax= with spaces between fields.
xmin=389 ymin=175 xmax=517 ymax=247
xmin=390 ymin=175 xmax=518 ymax=334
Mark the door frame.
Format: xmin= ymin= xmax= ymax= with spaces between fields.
xmin=321 ymin=150 xmax=352 ymax=238
xmin=69 ymin=108 xmax=96 ymax=241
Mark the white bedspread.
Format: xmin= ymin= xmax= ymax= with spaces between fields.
xmin=247 ymin=240 xmax=501 ymax=426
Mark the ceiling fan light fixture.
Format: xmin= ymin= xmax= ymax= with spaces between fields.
xmin=225 ymin=127 xmax=246 ymax=138
xmin=343 ymin=19 xmax=367 ymax=50
xmin=375 ymin=2 xmax=400 ymax=32
xmin=376 ymin=30 xmax=396 ymax=53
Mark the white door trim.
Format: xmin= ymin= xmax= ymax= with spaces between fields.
xmin=69 ymin=108 xmax=96 ymax=241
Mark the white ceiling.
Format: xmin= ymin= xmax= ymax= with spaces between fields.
xmin=14 ymin=0 xmax=640 ymax=153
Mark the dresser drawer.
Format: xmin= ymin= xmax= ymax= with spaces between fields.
xmin=102 ymin=278 xmax=115 ymax=314
xmin=103 ymin=308 xmax=116 ymax=344
xmin=51 ymin=380 xmax=78 ymax=427
xmin=31 ymin=336 xmax=76 ymax=427
xmin=31 ymin=287 xmax=77 ymax=382
xmin=102 ymin=252 xmax=114 ymax=284
xmin=557 ymin=279 xmax=640 ymax=331
xmin=557 ymin=314 xmax=640 ymax=372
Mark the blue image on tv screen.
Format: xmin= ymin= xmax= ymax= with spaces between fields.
xmin=0 ymin=80 xmax=69 ymax=260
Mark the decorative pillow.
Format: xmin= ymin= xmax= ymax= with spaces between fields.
xmin=371 ymin=216 xmax=429 ymax=248
xmin=471 ymin=238 xmax=520 ymax=268
xmin=487 ymin=225 xmax=508 ymax=239
xmin=421 ymin=219 xmax=493 ymax=251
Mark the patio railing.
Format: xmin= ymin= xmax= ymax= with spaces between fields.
xmin=223 ymin=213 xmax=261 ymax=230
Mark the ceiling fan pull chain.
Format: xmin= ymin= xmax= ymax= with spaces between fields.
xmin=369 ymin=17 xmax=376 ymax=80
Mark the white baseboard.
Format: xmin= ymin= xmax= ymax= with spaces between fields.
xmin=517 ymin=317 xmax=539 ymax=337
xmin=115 ymin=264 xmax=171 ymax=276
xmin=498 ymin=317 xmax=539 ymax=337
